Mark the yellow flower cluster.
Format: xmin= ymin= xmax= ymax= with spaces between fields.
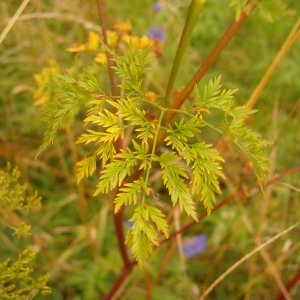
xmin=66 ymin=19 xmax=156 ymax=64
xmin=122 ymin=34 xmax=154 ymax=50
xmin=66 ymin=31 xmax=100 ymax=52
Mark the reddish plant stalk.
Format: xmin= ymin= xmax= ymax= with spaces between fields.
xmin=100 ymin=0 xmax=264 ymax=298
xmin=167 ymin=0 xmax=260 ymax=124
xmin=160 ymin=195 xmax=234 ymax=245
xmin=112 ymin=203 xmax=132 ymax=269
xmin=102 ymin=264 xmax=136 ymax=300
xmin=96 ymin=0 xmax=129 ymax=269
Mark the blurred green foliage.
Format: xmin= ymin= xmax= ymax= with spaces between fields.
xmin=0 ymin=165 xmax=51 ymax=299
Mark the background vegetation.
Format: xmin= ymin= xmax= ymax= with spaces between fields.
xmin=0 ymin=0 xmax=299 ymax=299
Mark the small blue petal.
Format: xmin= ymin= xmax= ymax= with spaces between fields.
xmin=182 ymin=234 xmax=207 ymax=258
xmin=126 ymin=221 xmax=135 ymax=228
xmin=147 ymin=26 xmax=165 ymax=41
xmin=152 ymin=3 xmax=161 ymax=13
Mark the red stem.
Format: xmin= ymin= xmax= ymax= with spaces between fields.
xmin=102 ymin=263 xmax=137 ymax=300
xmin=112 ymin=203 xmax=132 ymax=269
xmin=167 ymin=0 xmax=260 ymax=124
xmin=96 ymin=0 xmax=128 ymax=270
xmin=160 ymin=195 xmax=234 ymax=245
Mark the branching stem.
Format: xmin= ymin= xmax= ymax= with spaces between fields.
xmin=167 ymin=0 xmax=260 ymax=123
xmin=101 ymin=0 xmax=262 ymax=298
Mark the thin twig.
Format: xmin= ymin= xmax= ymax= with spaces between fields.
xmin=0 ymin=0 xmax=31 ymax=45
xmin=160 ymin=195 xmax=234 ymax=245
xmin=240 ymin=209 xmax=291 ymax=300
xmin=246 ymin=18 xmax=300 ymax=109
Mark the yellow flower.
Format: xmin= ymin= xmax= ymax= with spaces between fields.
xmin=86 ymin=31 xmax=100 ymax=51
xmin=66 ymin=44 xmax=87 ymax=53
xmin=106 ymin=31 xmax=119 ymax=49
xmin=95 ymin=53 xmax=107 ymax=64
xmin=67 ymin=31 xmax=100 ymax=53
xmin=139 ymin=35 xmax=154 ymax=48
xmin=113 ymin=18 xmax=132 ymax=34
xmin=122 ymin=34 xmax=154 ymax=50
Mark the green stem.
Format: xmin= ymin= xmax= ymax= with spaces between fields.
xmin=164 ymin=0 xmax=206 ymax=108
xmin=144 ymin=108 xmax=165 ymax=186
xmin=203 ymin=120 xmax=224 ymax=135
xmin=165 ymin=108 xmax=194 ymax=117
xmin=142 ymin=99 xmax=164 ymax=111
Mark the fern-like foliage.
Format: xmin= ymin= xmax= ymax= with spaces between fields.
xmin=193 ymin=76 xmax=269 ymax=187
xmin=189 ymin=143 xmax=225 ymax=214
xmin=36 ymin=42 xmax=269 ymax=265
xmin=221 ymin=115 xmax=269 ymax=187
xmin=0 ymin=165 xmax=51 ymax=298
xmin=108 ymin=99 xmax=156 ymax=143
xmin=35 ymin=62 xmax=103 ymax=157
xmin=125 ymin=204 xmax=168 ymax=265
xmin=157 ymin=152 xmax=198 ymax=220
xmin=165 ymin=116 xmax=204 ymax=153
xmin=229 ymin=0 xmax=293 ymax=21
xmin=111 ymin=41 xmax=151 ymax=100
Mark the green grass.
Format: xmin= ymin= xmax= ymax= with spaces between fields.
xmin=1 ymin=0 xmax=300 ymax=299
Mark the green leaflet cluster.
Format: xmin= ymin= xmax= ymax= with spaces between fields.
xmin=0 ymin=165 xmax=51 ymax=298
xmin=229 ymin=0 xmax=292 ymax=21
xmin=192 ymin=76 xmax=269 ymax=187
xmin=34 ymin=61 xmax=105 ymax=158
xmin=36 ymin=45 xmax=269 ymax=265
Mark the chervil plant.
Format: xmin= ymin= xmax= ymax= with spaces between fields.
xmin=37 ymin=56 xmax=269 ymax=261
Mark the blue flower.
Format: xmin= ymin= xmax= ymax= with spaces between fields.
xmin=152 ymin=2 xmax=161 ymax=13
xmin=182 ymin=234 xmax=207 ymax=258
xmin=147 ymin=26 xmax=165 ymax=41
xmin=126 ymin=221 xmax=135 ymax=228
